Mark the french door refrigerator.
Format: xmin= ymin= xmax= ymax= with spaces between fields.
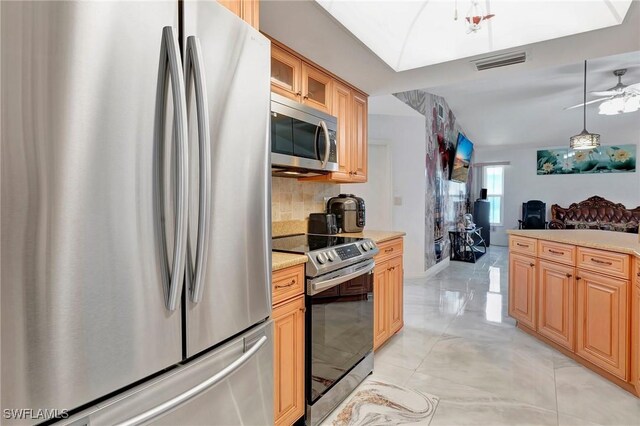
xmin=1 ymin=1 xmax=272 ymax=424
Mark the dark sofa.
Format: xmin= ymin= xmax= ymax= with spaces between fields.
xmin=549 ymin=196 xmax=640 ymax=233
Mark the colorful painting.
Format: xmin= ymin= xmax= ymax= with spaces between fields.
xmin=537 ymin=145 xmax=636 ymax=175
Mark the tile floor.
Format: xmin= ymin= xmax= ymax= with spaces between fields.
xmin=370 ymin=246 xmax=640 ymax=426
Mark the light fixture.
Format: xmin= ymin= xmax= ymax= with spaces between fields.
xmin=570 ymin=60 xmax=600 ymax=150
xmin=457 ymin=0 xmax=495 ymax=34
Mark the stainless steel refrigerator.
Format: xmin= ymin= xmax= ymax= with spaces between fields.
xmin=1 ymin=1 xmax=273 ymax=424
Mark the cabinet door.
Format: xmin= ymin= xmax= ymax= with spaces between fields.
xmin=508 ymin=253 xmax=537 ymax=329
xmin=576 ymin=270 xmax=628 ymax=380
xmin=330 ymin=81 xmax=352 ymax=179
xmin=241 ymin=0 xmax=259 ymax=30
xmin=632 ymin=259 xmax=639 ymax=393
xmin=633 ymin=281 xmax=640 ymax=393
xmin=271 ymin=45 xmax=302 ymax=102
xmin=217 ymin=0 xmax=241 ymax=16
xmin=388 ymin=256 xmax=404 ymax=335
xmin=301 ymin=63 xmax=332 ymax=114
xmin=373 ymin=261 xmax=390 ymax=350
xmin=273 ymin=296 xmax=305 ymax=426
xmin=350 ymin=91 xmax=368 ymax=182
xmin=537 ymin=260 xmax=575 ymax=350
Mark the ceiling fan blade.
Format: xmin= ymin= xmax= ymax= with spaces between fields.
xmin=590 ymin=90 xmax=619 ymax=96
xmin=564 ymin=97 xmax=610 ymax=110
xmin=625 ymin=82 xmax=640 ymax=91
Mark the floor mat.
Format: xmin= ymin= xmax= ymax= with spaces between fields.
xmin=321 ymin=378 xmax=440 ymax=425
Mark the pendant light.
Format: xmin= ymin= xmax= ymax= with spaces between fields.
xmin=569 ymin=60 xmax=600 ymax=150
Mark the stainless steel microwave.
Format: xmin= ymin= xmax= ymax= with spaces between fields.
xmin=271 ymin=93 xmax=338 ymax=176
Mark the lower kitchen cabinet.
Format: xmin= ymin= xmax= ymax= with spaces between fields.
xmin=373 ymin=238 xmax=404 ymax=350
xmin=273 ymin=294 xmax=305 ymax=426
xmin=508 ymin=253 xmax=537 ymax=330
xmin=537 ymin=260 xmax=575 ymax=350
xmin=632 ymin=260 xmax=640 ymax=393
xmin=576 ymin=269 xmax=628 ymax=379
xmin=272 ymin=264 xmax=305 ymax=426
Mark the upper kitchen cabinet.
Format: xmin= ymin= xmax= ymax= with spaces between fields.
xmin=267 ymin=37 xmax=369 ymax=184
xmin=218 ymin=0 xmax=260 ymax=30
xmin=301 ymin=63 xmax=332 ymax=114
xmin=271 ymin=45 xmax=302 ymax=102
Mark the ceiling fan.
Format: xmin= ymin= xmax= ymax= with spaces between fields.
xmin=565 ymin=69 xmax=640 ymax=115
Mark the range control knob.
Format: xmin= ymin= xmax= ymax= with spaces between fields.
xmin=326 ymin=251 xmax=335 ymax=262
xmin=316 ymin=252 xmax=328 ymax=264
xmin=360 ymin=242 xmax=369 ymax=251
xmin=367 ymin=241 xmax=376 ymax=250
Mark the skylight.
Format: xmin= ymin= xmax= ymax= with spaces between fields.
xmin=315 ymin=0 xmax=633 ymax=72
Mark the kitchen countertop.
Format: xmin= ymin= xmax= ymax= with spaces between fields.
xmin=272 ymin=252 xmax=308 ymax=272
xmin=507 ymin=229 xmax=640 ymax=256
xmin=336 ymin=230 xmax=406 ymax=244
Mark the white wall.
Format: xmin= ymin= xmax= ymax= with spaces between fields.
xmin=474 ymin=143 xmax=640 ymax=246
xmin=341 ymin=143 xmax=393 ymax=230
xmin=363 ymin=114 xmax=427 ymax=278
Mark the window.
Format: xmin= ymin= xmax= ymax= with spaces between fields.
xmin=483 ymin=165 xmax=505 ymax=226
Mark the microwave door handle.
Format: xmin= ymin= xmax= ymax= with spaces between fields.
xmin=319 ymin=120 xmax=330 ymax=168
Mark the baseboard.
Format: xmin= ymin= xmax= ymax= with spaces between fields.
xmin=405 ymin=258 xmax=450 ymax=280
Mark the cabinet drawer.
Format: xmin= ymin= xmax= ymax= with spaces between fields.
xmin=374 ymin=238 xmax=403 ymax=263
xmin=576 ymin=247 xmax=630 ymax=280
xmin=538 ymin=240 xmax=576 ymax=265
xmin=509 ymin=236 xmax=537 ymax=256
xmin=272 ymin=265 xmax=305 ymax=306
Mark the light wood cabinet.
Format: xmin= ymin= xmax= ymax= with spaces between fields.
xmin=576 ymin=269 xmax=628 ymax=380
xmin=508 ymin=234 xmax=640 ymax=397
xmin=508 ymin=253 xmax=537 ymax=330
xmin=272 ymin=264 xmax=305 ymax=426
xmin=273 ymin=295 xmax=305 ymax=426
xmin=270 ymin=45 xmax=302 ymax=102
xmin=631 ymin=259 xmax=639 ymax=393
xmin=373 ymin=238 xmax=404 ymax=350
xmin=388 ymin=255 xmax=404 ymax=335
xmin=301 ymin=63 xmax=332 ymax=114
xmin=373 ymin=263 xmax=390 ymax=350
xmin=267 ymin=37 xmax=369 ymax=184
xmin=537 ymin=260 xmax=575 ymax=350
xmin=217 ymin=0 xmax=260 ymax=29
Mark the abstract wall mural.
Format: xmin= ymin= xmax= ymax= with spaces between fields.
xmin=394 ymin=90 xmax=472 ymax=270
xmin=537 ymin=145 xmax=636 ymax=175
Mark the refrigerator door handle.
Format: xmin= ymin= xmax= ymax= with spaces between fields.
xmin=184 ymin=36 xmax=211 ymax=304
xmin=155 ymin=26 xmax=189 ymax=311
xmin=115 ymin=335 xmax=268 ymax=426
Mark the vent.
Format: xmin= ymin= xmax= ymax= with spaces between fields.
xmin=472 ymin=51 xmax=527 ymax=71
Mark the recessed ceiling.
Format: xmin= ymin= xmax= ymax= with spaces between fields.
xmin=315 ymin=0 xmax=633 ymax=72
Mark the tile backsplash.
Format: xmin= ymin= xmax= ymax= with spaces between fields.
xmin=271 ymin=177 xmax=339 ymax=221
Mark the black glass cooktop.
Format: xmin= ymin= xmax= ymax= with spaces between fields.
xmin=272 ymin=234 xmax=362 ymax=254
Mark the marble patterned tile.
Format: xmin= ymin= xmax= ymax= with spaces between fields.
xmin=555 ymin=365 xmax=640 ymax=425
xmin=321 ymin=379 xmax=439 ymax=426
xmin=406 ymin=371 xmax=558 ymax=426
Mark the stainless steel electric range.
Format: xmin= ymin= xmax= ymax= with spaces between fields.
xmin=272 ymin=234 xmax=379 ymax=425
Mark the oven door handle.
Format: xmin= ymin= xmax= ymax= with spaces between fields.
xmin=308 ymin=260 xmax=375 ymax=296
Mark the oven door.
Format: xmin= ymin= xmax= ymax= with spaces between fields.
xmin=306 ymin=259 xmax=374 ymax=405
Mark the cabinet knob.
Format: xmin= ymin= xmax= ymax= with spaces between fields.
xmin=529 ymin=263 xmax=535 ymax=267
xmin=303 ymin=93 xmax=309 ymax=100
xmin=576 ymin=276 xmax=582 ymax=281
xmin=566 ymin=273 xmax=572 ymax=278
xmin=295 ymin=91 xmax=302 ymax=97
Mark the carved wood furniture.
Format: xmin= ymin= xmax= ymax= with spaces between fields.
xmin=549 ymin=196 xmax=640 ymax=233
